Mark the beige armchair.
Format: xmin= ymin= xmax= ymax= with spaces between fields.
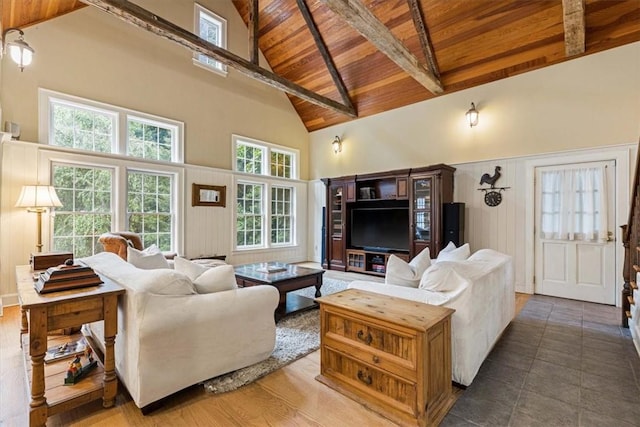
xmin=98 ymin=232 xmax=176 ymax=260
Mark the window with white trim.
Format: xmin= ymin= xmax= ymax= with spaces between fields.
xmin=236 ymin=182 xmax=264 ymax=248
xmin=40 ymin=89 xmax=184 ymax=163
xmin=233 ymin=135 xmax=298 ymax=250
xmin=271 ymin=186 xmax=293 ymax=245
xmin=194 ymin=4 xmax=227 ymax=75
xmin=52 ymin=164 xmax=114 ymax=257
xmin=127 ymin=171 xmax=174 ymax=249
xmin=50 ymin=101 xmax=116 ymax=153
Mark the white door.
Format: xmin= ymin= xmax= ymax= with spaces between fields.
xmin=534 ymin=161 xmax=616 ymax=304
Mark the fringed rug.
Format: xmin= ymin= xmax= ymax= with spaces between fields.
xmin=203 ymin=277 xmax=349 ymax=394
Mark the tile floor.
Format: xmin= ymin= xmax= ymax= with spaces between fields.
xmin=442 ymin=295 xmax=640 ymax=427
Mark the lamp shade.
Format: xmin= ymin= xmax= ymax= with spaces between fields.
xmin=15 ymin=185 xmax=62 ymax=209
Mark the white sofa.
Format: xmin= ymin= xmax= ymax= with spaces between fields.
xmin=80 ymin=252 xmax=279 ymax=410
xmin=348 ymin=248 xmax=515 ymax=386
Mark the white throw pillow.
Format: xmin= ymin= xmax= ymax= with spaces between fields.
xmin=436 ymin=243 xmax=470 ymax=262
xmin=440 ymin=241 xmax=456 ymax=253
xmin=132 ymin=269 xmax=196 ymax=295
xmin=127 ymin=244 xmax=170 ymax=269
xmin=192 ymin=265 xmax=238 ymax=294
xmin=173 ymin=256 xmax=210 ymax=281
xmin=385 ymin=248 xmax=431 ymax=288
xmin=419 ymin=261 xmax=470 ymax=294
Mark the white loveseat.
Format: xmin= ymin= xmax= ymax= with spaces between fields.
xmin=80 ymin=252 xmax=279 ymax=410
xmin=348 ymin=248 xmax=515 ymax=386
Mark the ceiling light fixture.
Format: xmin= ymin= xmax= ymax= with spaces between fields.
xmin=465 ymin=102 xmax=479 ymax=127
xmin=2 ymin=27 xmax=35 ymax=72
xmin=332 ymin=136 xmax=342 ymax=154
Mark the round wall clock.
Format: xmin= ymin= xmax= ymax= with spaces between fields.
xmin=484 ymin=190 xmax=502 ymax=207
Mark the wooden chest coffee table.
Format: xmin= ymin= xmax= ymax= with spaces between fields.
xmin=316 ymin=289 xmax=456 ymax=427
xmin=234 ymin=262 xmax=324 ymax=321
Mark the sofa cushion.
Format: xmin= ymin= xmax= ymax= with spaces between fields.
xmin=192 ymin=265 xmax=238 ymax=294
xmin=174 ymin=256 xmax=210 ymax=280
xmin=127 ymin=244 xmax=170 ymax=269
xmin=419 ymin=261 xmax=470 ymax=295
xmin=436 ymin=243 xmax=470 ymax=262
xmin=385 ymin=249 xmax=431 ymax=288
xmin=81 ymin=252 xmax=195 ymax=295
xmin=132 ymin=269 xmax=196 ymax=295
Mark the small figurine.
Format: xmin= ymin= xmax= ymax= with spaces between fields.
xmin=64 ymin=350 xmax=97 ymax=385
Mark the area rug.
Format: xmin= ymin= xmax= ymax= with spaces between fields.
xmin=203 ymin=277 xmax=349 ymax=394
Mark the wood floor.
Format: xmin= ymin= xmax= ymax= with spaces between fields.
xmin=0 ymin=284 xmax=529 ymax=427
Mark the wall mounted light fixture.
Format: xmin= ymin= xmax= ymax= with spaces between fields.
xmin=1 ymin=27 xmax=35 ymax=72
xmin=332 ymin=136 xmax=342 ymax=154
xmin=465 ymin=102 xmax=479 ymax=127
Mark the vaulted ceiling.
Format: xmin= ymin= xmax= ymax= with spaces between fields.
xmin=2 ymin=0 xmax=639 ymax=132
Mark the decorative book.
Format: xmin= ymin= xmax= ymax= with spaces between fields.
xmin=35 ymin=264 xmax=103 ymax=294
xmin=44 ymin=336 xmax=87 ymax=364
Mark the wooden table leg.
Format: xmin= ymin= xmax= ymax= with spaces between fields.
xmin=314 ymin=275 xmax=323 ymax=298
xmin=102 ymin=294 xmax=118 ymax=408
xmin=29 ymin=307 xmax=48 ymax=427
xmin=20 ymin=306 xmax=29 ymax=343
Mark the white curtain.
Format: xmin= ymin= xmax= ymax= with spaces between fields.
xmin=539 ymin=165 xmax=608 ymax=241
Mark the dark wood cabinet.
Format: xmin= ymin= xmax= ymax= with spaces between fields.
xmin=409 ymin=165 xmax=455 ymax=258
xmin=322 ymin=177 xmax=355 ymax=271
xmin=323 ymin=165 xmax=454 ymax=276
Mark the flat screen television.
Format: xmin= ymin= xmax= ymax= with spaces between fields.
xmin=350 ymin=207 xmax=410 ymax=252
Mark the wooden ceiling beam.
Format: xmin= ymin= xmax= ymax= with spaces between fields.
xmin=406 ymin=0 xmax=439 ymax=78
xmin=80 ymin=0 xmax=356 ymax=118
xmin=562 ymin=0 xmax=586 ymax=56
xmin=319 ymin=0 xmax=443 ymax=94
xmin=296 ymin=0 xmax=356 ymax=114
xmin=248 ymin=0 xmax=259 ymax=64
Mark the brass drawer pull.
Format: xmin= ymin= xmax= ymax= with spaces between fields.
xmin=357 ymin=370 xmax=372 ymax=385
xmin=357 ymin=330 xmax=373 ymax=345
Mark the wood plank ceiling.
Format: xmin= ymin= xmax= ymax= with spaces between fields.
xmin=2 ymin=0 xmax=639 ymax=132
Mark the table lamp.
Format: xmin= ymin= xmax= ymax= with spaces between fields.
xmin=15 ymin=185 xmax=63 ymax=252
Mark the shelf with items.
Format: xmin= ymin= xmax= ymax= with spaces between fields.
xmin=16 ymin=265 xmax=125 ymax=426
xmin=346 ymin=249 xmax=409 ymax=276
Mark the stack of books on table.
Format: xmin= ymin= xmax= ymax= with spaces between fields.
xmin=36 ymin=265 xmax=103 ymax=294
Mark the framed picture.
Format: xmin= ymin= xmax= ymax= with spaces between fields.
xmin=192 ymin=184 xmax=226 ymax=207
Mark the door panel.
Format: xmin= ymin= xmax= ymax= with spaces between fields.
xmin=535 ymin=161 xmax=615 ymax=304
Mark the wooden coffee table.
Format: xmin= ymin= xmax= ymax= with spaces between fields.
xmin=234 ymin=262 xmax=324 ymax=321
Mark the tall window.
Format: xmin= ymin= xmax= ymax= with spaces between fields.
xmin=194 ymin=4 xmax=227 ymax=75
xmin=233 ymin=135 xmax=298 ymax=250
xmin=127 ymin=171 xmax=173 ymax=250
xmin=52 ymin=164 xmax=113 ymax=257
xmin=40 ymin=89 xmax=184 ymax=163
xmin=237 ymin=182 xmax=264 ymax=247
xmin=271 ymin=186 xmax=293 ymax=245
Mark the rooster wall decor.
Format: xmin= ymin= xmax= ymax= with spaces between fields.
xmin=478 ymin=166 xmax=510 ymax=207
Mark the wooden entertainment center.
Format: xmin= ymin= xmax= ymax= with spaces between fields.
xmin=322 ymin=164 xmax=455 ymax=276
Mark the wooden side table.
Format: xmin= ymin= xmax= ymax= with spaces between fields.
xmin=316 ymin=289 xmax=456 ymax=427
xmin=16 ymin=265 xmax=125 ymax=427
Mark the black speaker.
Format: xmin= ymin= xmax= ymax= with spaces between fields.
xmin=443 ymin=202 xmax=465 ymax=247
xmin=321 ymin=207 xmax=327 ymax=265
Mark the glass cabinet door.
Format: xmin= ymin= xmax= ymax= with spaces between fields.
xmin=331 ymin=185 xmax=343 ymax=238
xmin=413 ymin=178 xmax=432 ymax=241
